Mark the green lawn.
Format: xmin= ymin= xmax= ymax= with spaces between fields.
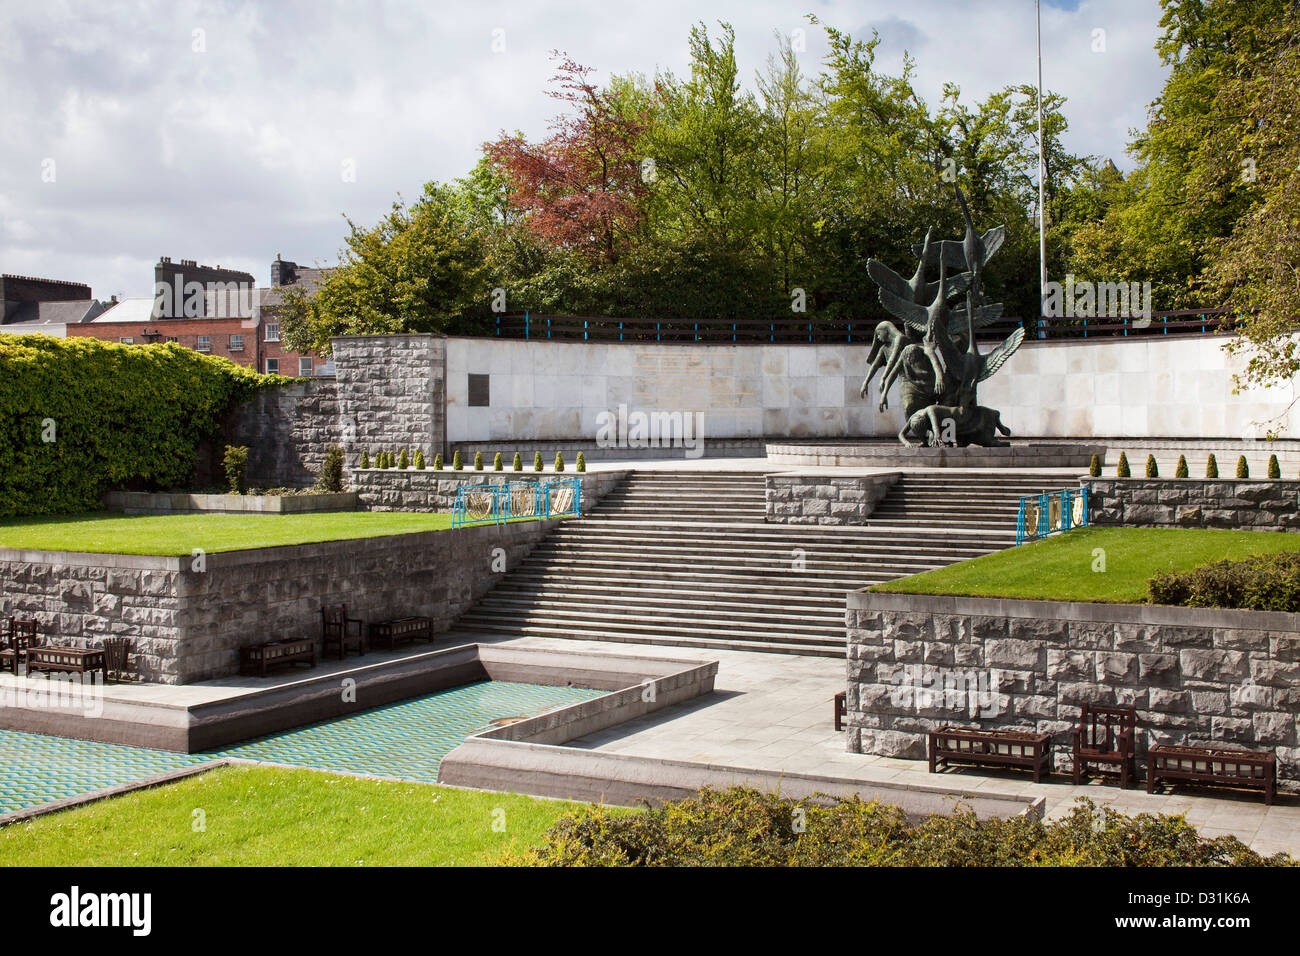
xmin=0 ymin=511 xmax=455 ymax=555
xmin=0 ymin=765 xmax=603 ymax=866
xmin=871 ymin=526 xmax=1300 ymax=603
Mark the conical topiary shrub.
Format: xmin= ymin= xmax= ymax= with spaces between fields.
xmin=453 ymin=450 xmax=463 ymax=471
xmin=1269 ymin=454 xmax=1280 ymax=479
xmin=415 ymin=449 xmax=426 ymax=470
xmin=474 ymin=451 xmax=484 ymax=471
xmin=1175 ymin=454 xmax=1188 ymax=478
xmin=1145 ymin=454 xmax=1158 ymax=478
xmin=1206 ymin=454 xmax=1218 ymax=478
xmin=433 ymin=453 xmax=443 ymax=471
xmin=398 ymin=448 xmax=409 ymax=470
xmin=554 ymin=452 xmax=565 ymax=472
xmin=576 ymin=451 xmax=586 ymax=473
xmin=493 ymin=452 xmax=503 ymax=471
xmin=1236 ymin=455 xmax=1249 ymax=479
xmin=1116 ymin=452 xmax=1130 ymax=478
xmin=1088 ymin=454 xmax=1101 ymax=477
xmin=534 ymin=452 xmax=543 ymax=472
xmin=513 ymin=452 xmax=523 ymax=472
xmin=360 ymin=449 xmax=370 ymax=469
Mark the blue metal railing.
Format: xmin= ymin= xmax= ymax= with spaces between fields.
xmin=1015 ymin=488 xmax=1089 ymax=545
xmin=451 ymin=477 xmax=582 ymax=529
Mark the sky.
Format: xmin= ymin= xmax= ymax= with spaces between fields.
xmin=0 ymin=0 xmax=1169 ymax=301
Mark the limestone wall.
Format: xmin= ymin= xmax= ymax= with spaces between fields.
xmin=351 ymin=468 xmax=629 ymax=513
xmin=765 ymin=473 xmax=899 ymax=524
xmin=332 ymin=334 xmax=446 ymax=461
xmin=1086 ymin=477 xmax=1300 ymax=531
xmin=228 ymin=378 xmax=340 ymax=486
xmin=846 ymin=590 xmax=1300 ymax=782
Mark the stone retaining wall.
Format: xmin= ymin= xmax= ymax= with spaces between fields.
xmin=765 ymin=473 xmax=899 ymax=524
xmin=846 ymin=590 xmax=1300 ymax=782
xmin=229 ymin=378 xmax=340 ymax=486
xmin=351 ymin=468 xmax=629 ymax=512
xmin=767 ymin=442 xmax=1103 ymax=469
xmin=1085 ymin=477 xmax=1300 ymax=531
xmin=0 ymin=520 xmax=555 ymax=684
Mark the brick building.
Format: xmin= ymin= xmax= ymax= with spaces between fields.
xmin=0 ymin=274 xmax=107 ymax=334
xmin=69 ymin=256 xmax=331 ymax=376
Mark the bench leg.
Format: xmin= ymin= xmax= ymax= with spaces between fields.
xmin=1146 ymin=763 xmax=1156 ymax=794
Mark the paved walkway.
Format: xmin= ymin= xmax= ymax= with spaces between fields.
xmin=497 ymin=635 xmax=1300 ymax=857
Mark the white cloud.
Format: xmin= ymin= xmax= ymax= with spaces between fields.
xmin=0 ymin=0 xmax=1167 ymax=298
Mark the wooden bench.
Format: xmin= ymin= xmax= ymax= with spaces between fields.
xmin=369 ymin=616 xmax=434 ymax=651
xmin=240 ymin=638 xmax=317 ymax=677
xmin=833 ymin=690 xmax=846 ymax=731
xmin=929 ymin=726 xmax=1054 ymax=783
xmin=1147 ymin=744 xmax=1277 ymax=806
xmin=26 ymin=646 xmax=106 ymax=681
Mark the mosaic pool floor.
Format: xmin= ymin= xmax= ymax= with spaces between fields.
xmin=0 ymin=680 xmax=602 ymax=815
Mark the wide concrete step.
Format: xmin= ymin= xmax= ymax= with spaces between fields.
xmin=465 ymin=601 xmax=843 ymax=634
xmin=491 ymin=579 xmax=852 ymax=610
xmin=521 ymin=552 xmax=947 ymax=575
xmin=542 ymin=533 xmax=996 ymax=558
xmin=455 ymin=621 xmax=845 ymax=658
xmin=455 ymin=614 xmax=845 ymax=649
xmin=513 ymin=558 xmax=886 ymax=587
xmin=501 ymin=570 xmax=892 ymax=599
xmin=532 ymin=542 xmax=982 ymax=566
xmin=572 ymin=517 xmax=1008 ymax=540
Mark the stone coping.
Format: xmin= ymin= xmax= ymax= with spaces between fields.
xmin=853 ymin=588 xmax=1300 ymax=632
xmin=768 ymin=441 xmax=1104 ymax=469
xmin=104 ymin=491 xmax=358 ymax=514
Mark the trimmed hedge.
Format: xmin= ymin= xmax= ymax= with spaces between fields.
xmin=1149 ymin=551 xmax=1300 ymax=611
xmin=512 ymin=786 xmax=1290 ymax=867
xmin=0 ymin=336 xmax=278 ymax=517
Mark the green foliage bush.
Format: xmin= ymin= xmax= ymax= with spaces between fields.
xmin=223 ymin=445 xmax=249 ymax=495
xmin=513 ymin=452 xmax=523 ymax=472
xmin=514 ymin=786 xmax=1289 ymax=867
xmin=1088 ymin=453 xmax=1100 ymax=477
xmin=316 ymin=444 xmax=345 ymax=493
xmin=398 ymin=448 xmax=409 ymax=470
xmin=576 ymin=451 xmax=586 ymax=473
xmin=474 ymin=451 xmax=484 ymax=471
xmin=0 ymin=336 xmax=277 ymax=517
xmin=453 ymin=451 xmax=463 ymax=471
xmin=1116 ymin=452 xmax=1130 ymax=477
xmin=493 ymin=452 xmax=503 ymax=471
xmin=1175 ymin=454 xmax=1188 ymax=478
xmin=359 ymin=449 xmax=370 ymax=469
xmin=533 ymin=452 xmax=543 ymax=472
xmin=1149 ymin=551 xmax=1300 ymax=611
xmin=1206 ymin=454 xmax=1218 ymax=478
xmin=554 ymin=452 xmax=565 ymax=472
xmin=1145 ymin=454 xmax=1158 ymax=477
xmin=433 ymin=453 xmax=443 ymax=471
xmin=415 ymin=449 xmax=426 ymax=470
xmin=1237 ymin=455 xmax=1249 ymax=479
xmin=1269 ymin=454 xmax=1280 ymax=479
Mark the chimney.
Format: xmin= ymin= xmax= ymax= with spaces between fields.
xmin=270 ymin=256 xmax=297 ymax=288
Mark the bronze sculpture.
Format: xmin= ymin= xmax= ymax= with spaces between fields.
xmin=860 ymin=185 xmax=1024 ymax=447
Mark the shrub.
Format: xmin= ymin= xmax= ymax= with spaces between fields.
xmin=1269 ymin=454 xmax=1280 ymax=479
xmin=1149 ymin=551 xmax=1300 ymax=611
xmin=493 ymin=452 xmax=503 ymax=471
xmin=1088 ymin=454 xmax=1100 ymax=477
xmin=0 ymin=336 xmax=277 ymax=517
xmin=1237 ymin=455 xmax=1249 ymax=479
xmin=1175 ymin=454 xmax=1188 ymax=478
xmin=223 ymin=445 xmax=249 ymax=495
xmin=398 ymin=448 xmax=409 ymax=470
xmin=512 ymin=786 xmax=1290 ymax=867
xmin=317 ymin=444 xmax=345 ymax=493
xmin=379 ymin=451 xmax=389 ymax=468
xmin=1116 ymin=452 xmax=1130 ymax=478
xmin=415 ymin=449 xmax=426 ymax=470
xmin=576 ymin=451 xmax=586 ymax=473
xmin=433 ymin=453 xmax=443 ymax=471
xmin=554 ymin=452 xmax=565 ymax=472
xmin=359 ymin=449 xmax=370 ymax=469
xmin=1145 ymin=454 xmax=1158 ymax=478
xmin=1206 ymin=454 xmax=1218 ymax=478
xmin=453 ymin=450 xmax=463 ymax=471
xmin=534 ymin=452 xmax=543 ymax=472
xmin=474 ymin=451 xmax=484 ymax=471
xmin=513 ymin=452 xmax=523 ymax=472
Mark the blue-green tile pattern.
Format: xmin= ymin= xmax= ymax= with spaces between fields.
xmin=0 ymin=680 xmax=602 ymax=814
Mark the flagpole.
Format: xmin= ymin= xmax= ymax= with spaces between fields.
xmin=1036 ymin=0 xmax=1047 ymax=339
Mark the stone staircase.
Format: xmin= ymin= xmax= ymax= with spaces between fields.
xmin=455 ymin=470 xmax=1069 ymax=658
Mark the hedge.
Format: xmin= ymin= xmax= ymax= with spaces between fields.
xmin=1149 ymin=551 xmax=1300 ymax=612
xmin=510 ymin=786 xmax=1290 ymax=867
xmin=0 ymin=336 xmax=280 ymax=517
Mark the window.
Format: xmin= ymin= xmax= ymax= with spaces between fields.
xmin=195 ymin=335 xmax=211 ymax=353
xmin=229 ymin=334 xmax=244 ymax=351
xmin=264 ymin=323 xmax=280 ymax=342
xmin=299 ymin=357 xmax=313 ymax=376
xmin=468 ymin=373 xmax=490 ymax=407
xmin=165 ymin=336 xmax=178 ymax=343
xmin=119 ymin=337 xmax=134 ymax=345
xmin=265 ymin=358 xmax=279 ymax=374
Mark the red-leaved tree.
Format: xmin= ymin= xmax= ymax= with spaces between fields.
xmin=485 ymin=53 xmax=649 ymax=263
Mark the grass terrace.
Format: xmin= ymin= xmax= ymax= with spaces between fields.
xmin=0 ymin=765 xmax=604 ymax=866
xmin=0 ymin=511 xmax=456 ymax=556
xmin=871 ymin=527 xmax=1300 ymax=604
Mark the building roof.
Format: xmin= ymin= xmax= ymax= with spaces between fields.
xmin=1 ymin=299 xmax=105 ymax=325
xmin=87 ymin=297 xmax=158 ymax=324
